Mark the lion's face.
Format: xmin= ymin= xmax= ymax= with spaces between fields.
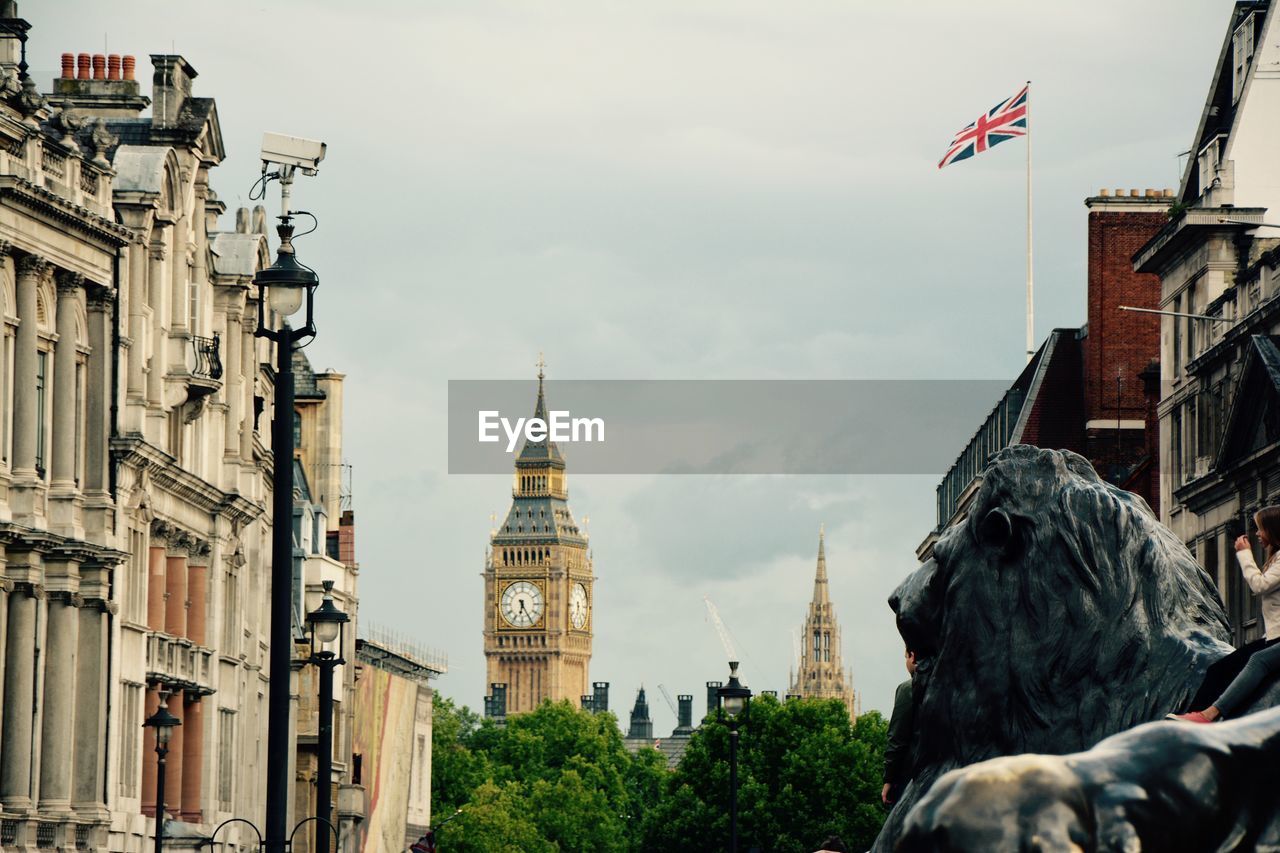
xmin=889 ymin=446 xmax=1231 ymax=772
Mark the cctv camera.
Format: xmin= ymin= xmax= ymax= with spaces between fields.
xmin=260 ymin=132 xmax=327 ymax=175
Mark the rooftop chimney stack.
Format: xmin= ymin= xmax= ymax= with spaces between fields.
xmin=151 ymin=54 xmax=197 ymax=129
xmin=53 ymin=50 xmax=148 ymax=117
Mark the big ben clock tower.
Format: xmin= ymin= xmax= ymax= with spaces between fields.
xmin=483 ymin=365 xmax=593 ymax=714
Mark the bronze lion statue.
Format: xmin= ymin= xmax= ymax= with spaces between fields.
xmin=874 ymin=446 xmax=1238 ymax=851
xmin=897 ymin=707 xmax=1280 ymax=852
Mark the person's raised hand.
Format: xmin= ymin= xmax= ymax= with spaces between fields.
xmin=1236 ymin=535 xmax=1251 ymax=552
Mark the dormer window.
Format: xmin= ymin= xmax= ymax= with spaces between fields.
xmin=1233 ymin=12 xmax=1257 ymax=102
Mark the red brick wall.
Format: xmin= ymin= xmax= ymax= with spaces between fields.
xmin=1081 ymin=197 xmax=1168 ymax=489
xmin=1082 ymin=202 xmax=1168 ymax=422
xmin=1019 ymin=330 xmax=1086 ymax=454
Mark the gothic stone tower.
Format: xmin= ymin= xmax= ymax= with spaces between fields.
xmin=788 ymin=527 xmax=859 ymax=718
xmin=483 ymin=369 xmax=593 ymax=714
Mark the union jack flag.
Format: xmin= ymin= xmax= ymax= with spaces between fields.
xmin=938 ymin=84 xmax=1028 ymax=169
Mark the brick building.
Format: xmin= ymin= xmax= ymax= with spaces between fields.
xmin=918 ymin=189 xmax=1172 ymax=559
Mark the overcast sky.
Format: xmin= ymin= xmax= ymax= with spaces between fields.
xmin=46 ymin=0 xmax=1229 ymax=731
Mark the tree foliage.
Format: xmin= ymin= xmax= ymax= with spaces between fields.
xmin=639 ymin=696 xmax=889 ymax=853
xmin=429 ymin=694 xmax=887 ymax=852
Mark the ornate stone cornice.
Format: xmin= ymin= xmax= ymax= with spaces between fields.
xmin=115 ymin=435 xmax=265 ymax=524
xmin=0 ymin=176 xmax=132 ymax=247
xmin=12 ymin=581 xmax=44 ymax=599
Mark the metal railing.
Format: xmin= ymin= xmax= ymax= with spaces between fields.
xmin=192 ymin=333 xmax=223 ymax=381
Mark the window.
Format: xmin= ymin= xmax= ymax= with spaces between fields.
xmin=118 ymin=683 xmax=143 ymax=798
xmin=222 ymin=567 xmax=239 ymax=652
xmin=35 ymin=350 xmax=46 ymax=477
xmin=1233 ymin=13 xmax=1257 ymax=102
xmin=822 ymin=631 xmax=831 ymax=662
xmin=188 ymin=279 xmax=200 ymax=334
xmin=1172 ymin=295 xmax=1182 ymax=378
xmin=1171 ymin=408 xmax=1183 ymax=486
xmin=217 ymin=709 xmax=235 ymax=810
xmin=74 ymin=360 xmax=84 ymax=486
xmin=3 ymin=326 xmax=12 ymax=465
xmin=126 ymin=529 xmax=148 ymax=624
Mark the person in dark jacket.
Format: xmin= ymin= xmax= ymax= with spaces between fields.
xmin=882 ymin=647 xmax=917 ymax=807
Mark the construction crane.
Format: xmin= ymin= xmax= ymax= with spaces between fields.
xmin=703 ymin=595 xmax=740 ymax=663
xmin=656 ymin=683 xmax=680 ymax=718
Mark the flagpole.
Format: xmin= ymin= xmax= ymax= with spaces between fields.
xmin=1025 ymin=80 xmax=1034 ymax=364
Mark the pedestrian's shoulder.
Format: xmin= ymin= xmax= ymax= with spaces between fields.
xmin=894 ymin=678 xmax=913 ymax=703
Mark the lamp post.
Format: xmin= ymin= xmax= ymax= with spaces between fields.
xmin=256 ymin=217 xmax=319 ymax=853
xmin=143 ymin=690 xmax=182 ymax=853
xmin=716 ymin=661 xmax=751 ymax=853
xmin=305 ymin=580 xmax=348 ymax=853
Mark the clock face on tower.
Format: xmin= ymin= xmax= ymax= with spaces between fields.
xmin=500 ymin=581 xmax=544 ymax=628
xmin=569 ymin=582 xmax=589 ymax=629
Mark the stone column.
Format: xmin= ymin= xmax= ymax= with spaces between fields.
xmin=1 ymin=582 xmax=40 ymax=809
xmin=12 ymin=256 xmax=47 ymax=524
xmin=0 ymin=579 xmax=10 ymax=772
xmin=38 ymin=589 xmax=80 ymax=813
xmin=140 ymin=687 xmax=160 ymax=815
xmin=83 ymin=287 xmax=112 ymax=501
xmin=146 ymin=545 xmax=167 ymax=632
xmin=50 ymin=272 xmax=81 ymax=490
xmin=162 ymin=696 xmax=184 ymax=810
xmin=126 ymin=244 xmax=147 ymax=401
xmin=240 ymin=318 xmax=255 ymax=463
xmin=49 ymin=272 xmax=84 ymax=539
xmin=164 ymin=551 xmax=187 ymax=639
xmin=72 ymin=596 xmax=110 ymax=816
xmin=145 ymin=245 xmax=166 ymax=410
xmin=180 ymin=695 xmax=203 ymax=822
xmin=170 ymin=218 xmax=189 ymax=331
xmin=223 ymin=308 xmax=243 ymax=456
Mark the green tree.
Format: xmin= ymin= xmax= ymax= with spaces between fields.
xmin=640 ymin=696 xmax=889 ymax=853
xmin=429 ymin=697 xmax=670 ymax=851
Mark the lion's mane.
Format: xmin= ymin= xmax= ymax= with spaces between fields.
xmin=874 ymin=446 xmax=1233 ymax=851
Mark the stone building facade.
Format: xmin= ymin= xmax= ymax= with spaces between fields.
xmin=788 ymin=529 xmax=858 ymax=719
xmin=0 ymin=6 xmax=361 ymax=849
xmin=1134 ymin=0 xmax=1280 ymax=647
xmin=483 ymin=370 xmax=594 ymax=716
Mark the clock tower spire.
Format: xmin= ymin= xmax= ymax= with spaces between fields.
xmin=483 ymin=364 xmax=594 ymax=715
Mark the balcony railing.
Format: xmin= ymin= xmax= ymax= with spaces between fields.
xmin=145 ymin=632 xmax=215 ymax=691
xmin=191 ymin=333 xmax=223 ymax=381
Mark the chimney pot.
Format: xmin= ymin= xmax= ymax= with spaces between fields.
xmin=1099 ymin=188 xmax=1110 ymax=197
xmin=60 ymin=53 xmax=74 ymax=79
xmin=76 ymin=53 xmax=90 ymax=80
xmin=1115 ymin=188 xmax=1124 ymax=197
xmin=1129 ymin=188 xmax=1139 ymax=197
xmin=107 ymin=54 xmax=121 ymax=81
xmin=92 ymin=54 xmax=106 ymax=80
xmin=1144 ymin=188 xmax=1156 ymax=197
xmin=122 ymin=55 xmax=136 ymax=81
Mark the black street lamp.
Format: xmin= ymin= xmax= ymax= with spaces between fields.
xmin=143 ymin=690 xmax=182 ymax=853
xmin=716 ymin=661 xmax=751 ymax=853
xmin=306 ymin=580 xmax=349 ymax=853
xmin=255 ymin=216 xmax=319 ymax=853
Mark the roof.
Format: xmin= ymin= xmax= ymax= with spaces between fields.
xmin=111 ymin=145 xmax=172 ymax=193
xmin=293 ymin=348 xmax=326 ymax=400
xmin=515 ymin=371 xmax=566 ymax=468
xmin=1177 ymin=0 xmax=1270 ymax=204
xmin=1215 ymin=334 xmax=1280 ymax=471
xmin=209 ymin=232 xmax=265 ymax=278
